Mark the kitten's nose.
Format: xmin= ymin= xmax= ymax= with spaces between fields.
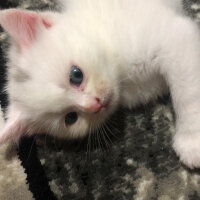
xmin=88 ymin=97 xmax=102 ymax=113
xmin=81 ymin=97 xmax=102 ymax=113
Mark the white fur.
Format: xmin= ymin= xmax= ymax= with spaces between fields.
xmin=1 ymin=0 xmax=200 ymax=168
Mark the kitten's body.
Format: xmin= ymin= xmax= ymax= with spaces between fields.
xmin=1 ymin=0 xmax=200 ymax=168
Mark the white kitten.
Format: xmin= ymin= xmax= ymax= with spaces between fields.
xmin=0 ymin=0 xmax=200 ymax=168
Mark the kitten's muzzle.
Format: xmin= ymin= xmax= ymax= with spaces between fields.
xmin=80 ymin=97 xmax=111 ymax=114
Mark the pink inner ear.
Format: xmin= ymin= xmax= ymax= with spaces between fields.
xmin=0 ymin=9 xmax=52 ymax=48
xmin=0 ymin=121 xmax=24 ymax=145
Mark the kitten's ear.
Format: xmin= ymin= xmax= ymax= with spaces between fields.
xmin=0 ymin=107 xmax=28 ymax=145
xmin=0 ymin=9 xmax=55 ymax=48
xmin=0 ymin=119 xmax=25 ymax=145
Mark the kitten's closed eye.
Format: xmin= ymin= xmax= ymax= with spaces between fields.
xmin=70 ymin=66 xmax=83 ymax=86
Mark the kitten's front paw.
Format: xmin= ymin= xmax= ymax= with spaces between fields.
xmin=173 ymin=131 xmax=200 ymax=168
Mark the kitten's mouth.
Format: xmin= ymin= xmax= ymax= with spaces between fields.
xmin=102 ymin=98 xmax=111 ymax=108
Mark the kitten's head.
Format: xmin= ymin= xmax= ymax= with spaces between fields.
xmin=0 ymin=9 xmax=120 ymax=144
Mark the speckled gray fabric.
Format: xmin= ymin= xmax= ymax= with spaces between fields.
xmin=1 ymin=0 xmax=200 ymax=200
xmin=0 ymin=143 xmax=34 ymax=200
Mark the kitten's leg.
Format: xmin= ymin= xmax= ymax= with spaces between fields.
xmin=161 ymin=18 xmax=200 ymax=168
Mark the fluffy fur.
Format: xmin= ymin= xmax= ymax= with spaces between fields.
xmin=1 ymin=0 xmax=200 ymax=168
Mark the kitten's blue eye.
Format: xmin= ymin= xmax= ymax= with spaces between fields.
xmin=70 ymin=66 xmax=83 ymax=85
xmin=65 ymin=112 xmax=78 ymax=125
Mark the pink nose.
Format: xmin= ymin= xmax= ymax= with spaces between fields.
xmin=88 ymin=97 xmax=102 ymax=113
xmin=82 ymin=97 xmax=102 ymax=113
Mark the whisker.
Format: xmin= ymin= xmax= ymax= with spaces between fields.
xmin=99 ymin=126 xmax=106 ymax=152
xmin=96 ymin=124 xmax=104 ymax=155
xmin=94 ymin=126 xmax=98 ymax=152
xmin=26 ymin=135 xmax=37 ymax=162
xmin=53 ymin=121 xmax=63 ymax=151
xmin=86 ymin=125 xmax=92 ymax=161
xmin=102 ymin=123 xmax=113 ymax=147
xmin=110 ymin=120 xmax=123 ymax=135
xmin=104 ymin=122 xmax=120 ymax=140
xmin=100 ymin=125 xmax=110 ymax=150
